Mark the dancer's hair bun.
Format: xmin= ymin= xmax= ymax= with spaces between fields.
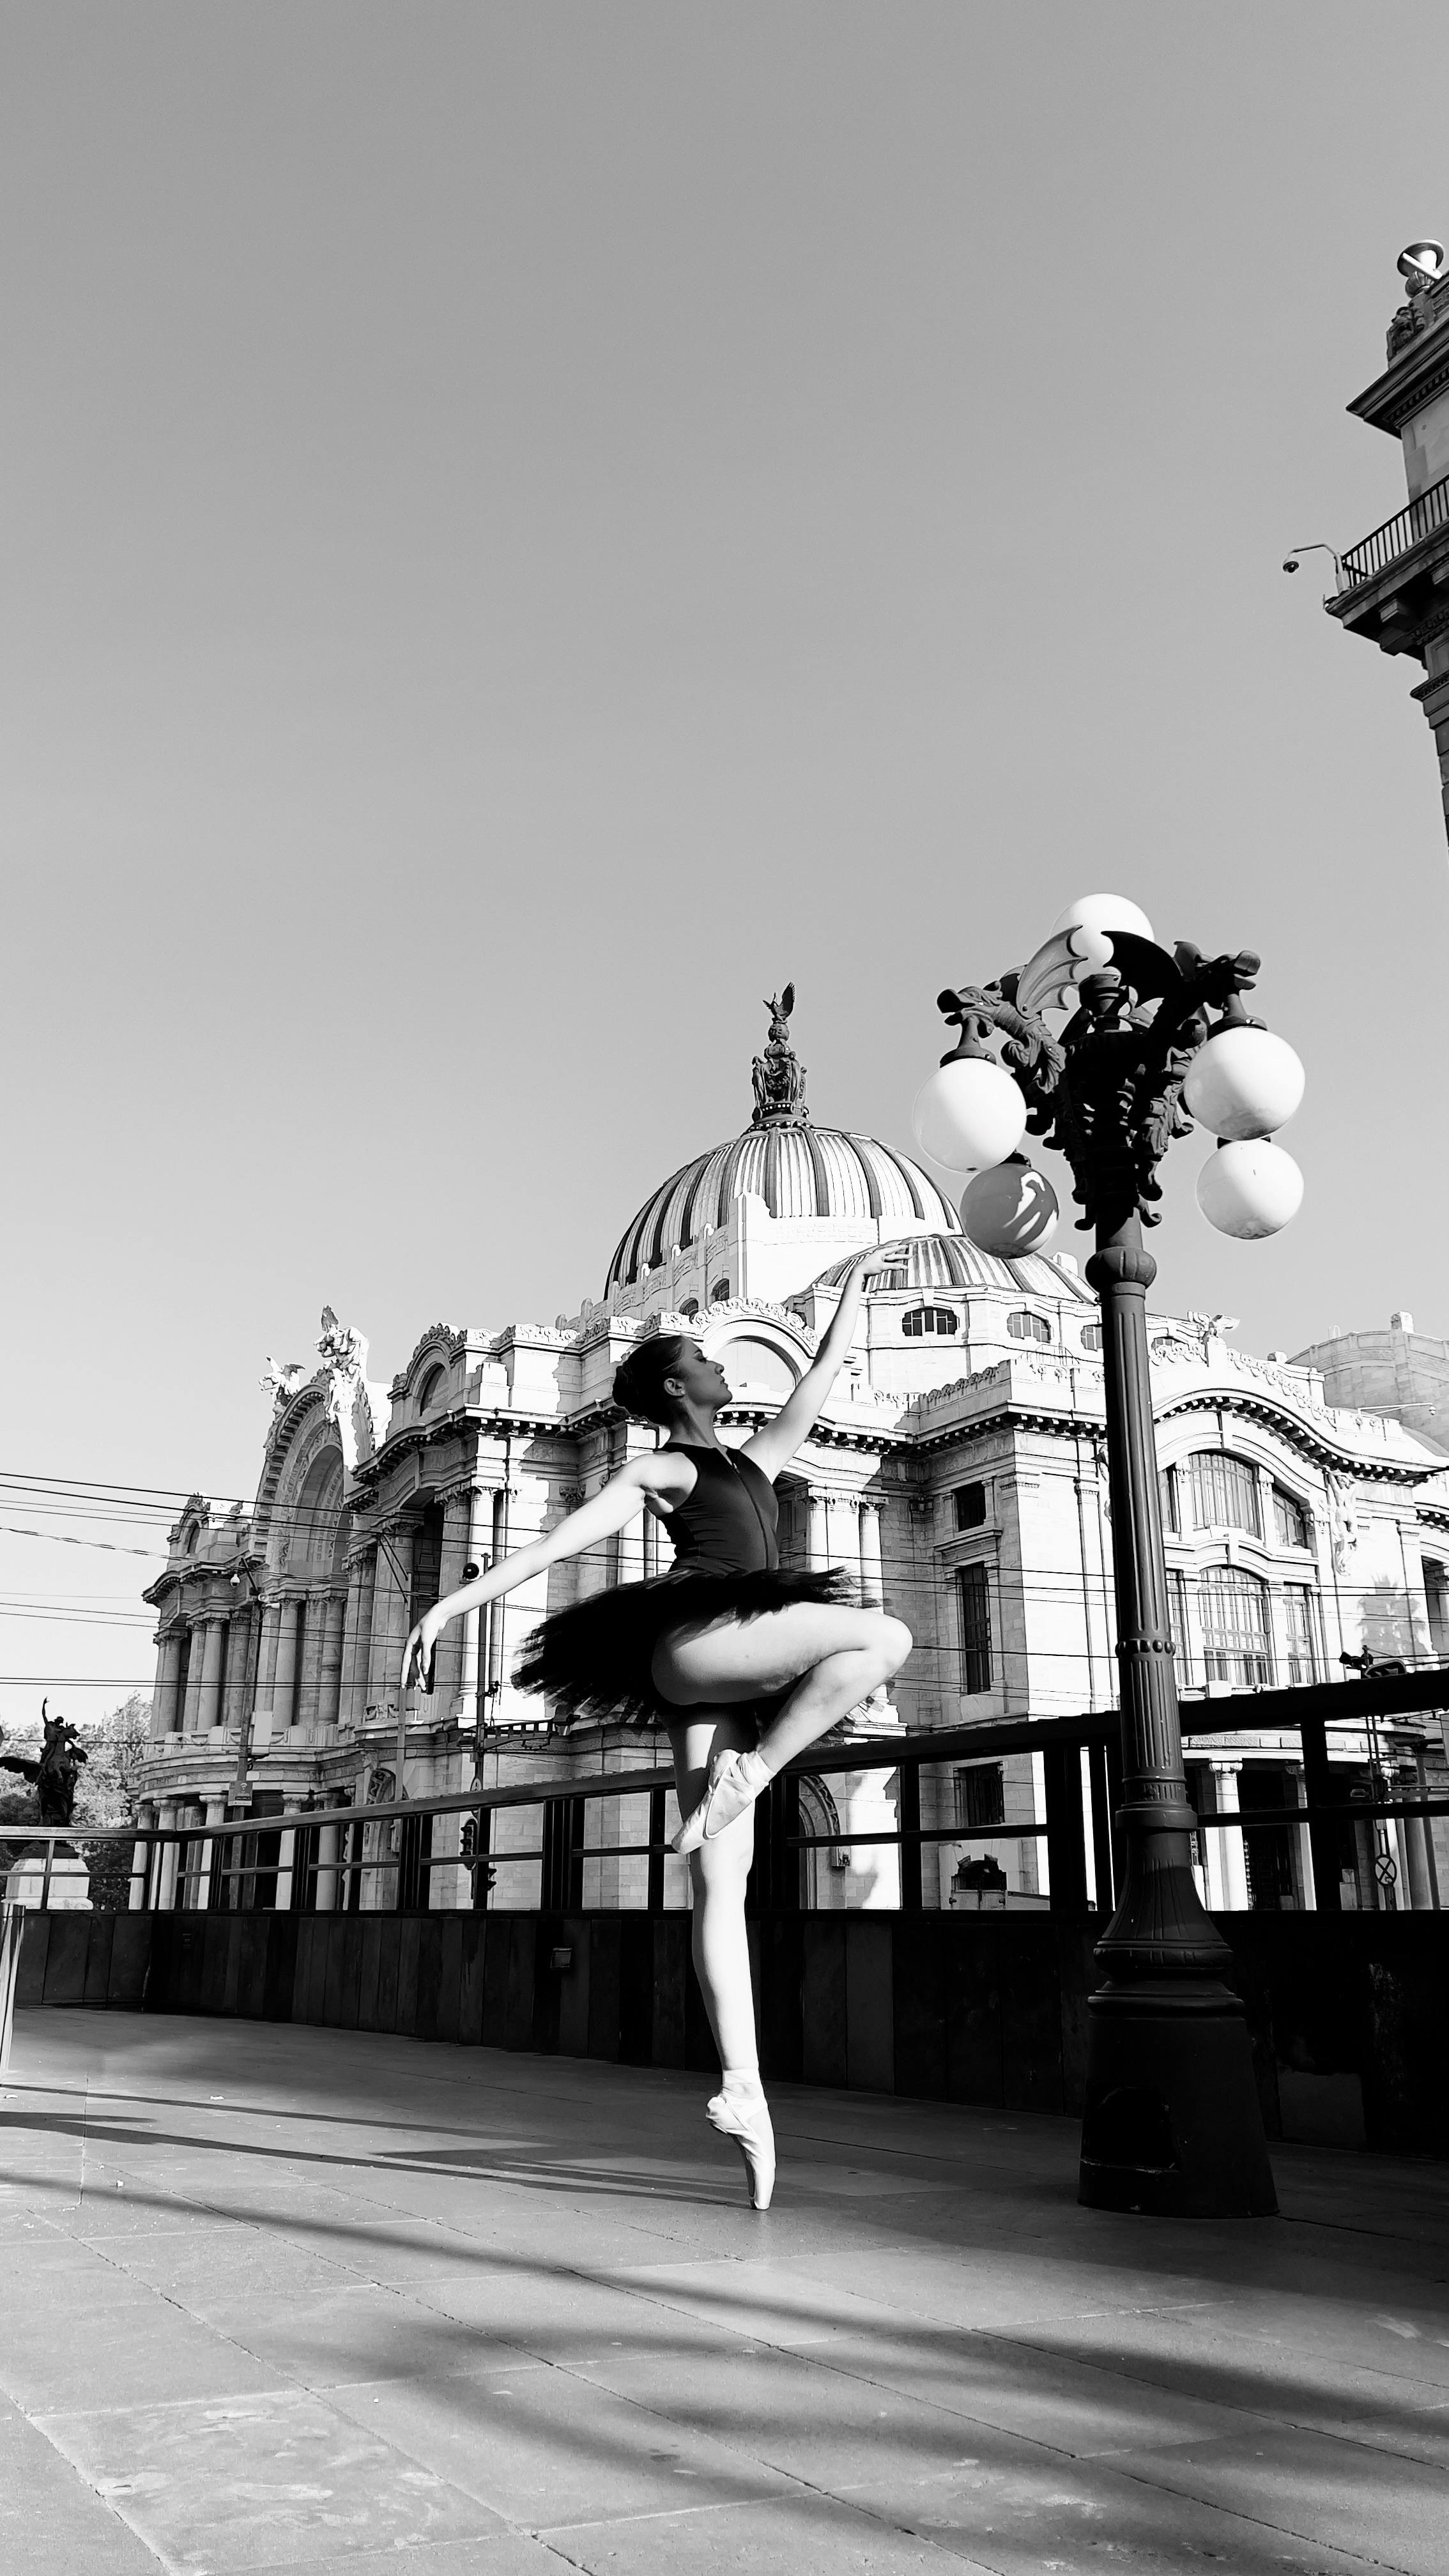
xmin=613 ymin=1333 xmax=691 ymax=1426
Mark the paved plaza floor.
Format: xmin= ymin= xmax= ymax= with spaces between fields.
xmin=3 ymin=2011 xmax=1449 ymax=2575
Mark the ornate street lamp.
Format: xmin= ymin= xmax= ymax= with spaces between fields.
xmin=916 ymin=894 xmax=1304 ymax=2218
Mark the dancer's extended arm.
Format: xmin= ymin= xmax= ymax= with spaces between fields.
xmin=401 ymin=1451 xmax=691 ymax=1693
xmin=742 ymin=1241 xmax=902 ymax=1479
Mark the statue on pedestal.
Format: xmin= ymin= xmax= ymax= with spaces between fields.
xmin=0 ymin=1701 xmax=88 ymax=1825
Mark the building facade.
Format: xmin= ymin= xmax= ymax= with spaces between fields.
xmin=1320 ymin=238 xmax=1449 ymax=841
xmin=140 ymin=1002 xmax=1449 ymax=1918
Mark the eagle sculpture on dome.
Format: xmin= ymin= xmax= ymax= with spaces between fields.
xmin=751 ymin=985 xmax=809 ymax=1128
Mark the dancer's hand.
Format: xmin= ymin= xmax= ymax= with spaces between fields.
xmin=855 ymin=1238 xmax=912 ymax=1281
xmin=402 ymin=1607 xmax=445 ymax=1696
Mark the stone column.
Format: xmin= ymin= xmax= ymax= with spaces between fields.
xmin=319 ymin=1594 xmax=346 ymax=1729
xmin=195 ymin=1620 xmax=227 ymax=1733
xmin=153 ymin=1630 xmax=183 ymax=1735
xmin=273 ymin=1596 xmax=302 ymax=1729
xmin=157 ymin=1800 xmax=180 ymax=1908
xmin=340 ymin=1556 xmax=374 ymax=1728
xmin=434 ymin=1491 xmax=475 ymax=1707
xmin=296 ymin=1589 xmax=326 ymax=1727
xmin=808 ymin=1489 xmax=832 ymax=1572
xmin=130 ymin=1802 xmax=156 ymax=1909
xmin=195 ymin=1795 xmax=227 ymax=1910
xmin=367 ymin=1536 xmax=408 ymax=1710
xmin=222 ymin=1607 xmax=252 ymax=1736
xmin=315 ymin=1822 xmax=340 ymax=1912
xmin=459 ymin=1490 xmax=492 ymax=1724
xmin=857 ymin=1498 xmax=889 ymax=1712
xmin=1207 ymin=1761 xmax=1250 ymax=1912
xmin=180 ymin=1629 xmax=205 ymax=1733
xmin=857 ymin=1498 xmax=885 ymax=1608
xmin=256 ymin=1599 xmax=282 ymax=1713
xmin=485 ymin=1489 xmax=510 ymax=1703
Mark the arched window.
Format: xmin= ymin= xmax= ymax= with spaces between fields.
xmin=1186 ymin=1452 xmax=1262 ymax=1539
xmin=903 ymin=1306 xmax=959 ymax=1338
xmin=416 ymin=1361 xmax=446 ymax=1414
xmin=1199 ymin=1566 xmax=1273 ymax=1687
xmin=1081 ymin=1321 xmax=1103 ymax=1353
xmin=710 ymin=1278 xmax=730 ymax=1303
xmin=1007 ymin=1310 xmax=1050 ymax=1345
xmin=1271 ymin=1483 xmax=1311 ymax=1550
xmin=678 ymin=1297 xmax=699 ymax=1318
xmin=721 ymin=1337 xmax=798 ymax=1402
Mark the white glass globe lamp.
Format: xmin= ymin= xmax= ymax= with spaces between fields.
xmin=1196 ymin=1138 xmax=1303 ymax=1240
xmin=912 ymin=1056 xmax=1026 ymax=1174
xmin=1182 ymin=1024 xmax=1305 ymax=1142
xmin=960 ymin=1158 xmax=1060 ymax=1257
xmin=1049 ymin=892 xmax=1155 ymax=946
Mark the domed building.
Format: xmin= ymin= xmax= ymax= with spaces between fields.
xmin=141 ymin=992 xmax=1449 ymax=1924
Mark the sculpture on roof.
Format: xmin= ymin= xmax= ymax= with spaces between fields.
xmin=751 ymin=984 xmax=809 ymax=1128
xmin=318 ymin=1305 xmax=383 ymax=1476
xmin=261 ymin=1357 xmax=309 ymax=1408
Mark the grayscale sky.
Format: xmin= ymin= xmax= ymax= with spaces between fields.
xmin=3 ymin=2 xmax=1447 ymax=1711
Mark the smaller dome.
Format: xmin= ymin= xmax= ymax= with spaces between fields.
xmin=811 ymin=1232 xmax=1095 ymax=1303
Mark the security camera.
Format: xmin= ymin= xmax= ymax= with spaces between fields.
xmin=1282 ymin=558 xmax=1299 ymax=574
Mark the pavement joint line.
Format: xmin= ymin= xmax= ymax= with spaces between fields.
xmin=13 ymin=2398 xmax=178 ymax=2575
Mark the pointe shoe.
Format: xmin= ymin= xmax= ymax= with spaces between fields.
xmin=671 ymin=1750 xmax=765 ymax=1856
xmin=707 ymin=2085 xmax=776 ymax=2211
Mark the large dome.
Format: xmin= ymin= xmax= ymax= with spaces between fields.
xmin=606 ymin=1126 xmax=958 ymax=1292
xmin=811 ymin=1232 xmax=1095 ymax=1303
xmin=604 ymin=990 xmax=961 ymax=1296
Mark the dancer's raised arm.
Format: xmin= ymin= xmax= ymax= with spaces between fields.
xmin=401 ymin=1450 xmax=691 ymax=1694
xmin=741 ymin=1241 xmax=903 ymax=1480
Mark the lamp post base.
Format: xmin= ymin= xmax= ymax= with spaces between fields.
xmin=1078 ymin=1984 xmax=1278 ymax=2218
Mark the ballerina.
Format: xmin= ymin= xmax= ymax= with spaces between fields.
xmin=401 ymin=1243 xmax=912 ymax=2212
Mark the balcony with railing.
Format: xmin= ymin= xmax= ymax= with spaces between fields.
xmin=1340 ymin=470 xmax=1449 ymax=587
xmin=1328 ymin=468 xmax=1449 ymax=655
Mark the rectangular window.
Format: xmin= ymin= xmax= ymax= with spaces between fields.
xmin=1427 ymin=1561 xmax=1449 ymax=1660
xmin=1273 ymin=1485 xmax=1312 ymax=1550
xmin=408 ymin=1504 xmax=446 ymax=1629
xmin=1200 ymin=1567 xmax=1273 ymax=1688
xmin=1188 ymin=1452 xmax=1262 ymax=1540
xmin=1285 ymin=1585 xmax=1321 ymax=1685
xmin=958 ymin=1563 xmax=993 ymax=1695
xmin=1158 ymin=1466 xmax=1179 ymax=1535
xmin=954 ymin=1762 xmax=1005 ymax=1830
xmin=954 ymin=1482 xmax=987 ymax=1531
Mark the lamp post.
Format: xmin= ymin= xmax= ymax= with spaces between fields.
xmin=916 ymin=895 xmax=1304 ymax=2218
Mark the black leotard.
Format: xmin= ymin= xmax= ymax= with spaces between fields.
xmin=657 ymin=1443 xmax=779 ymax=1577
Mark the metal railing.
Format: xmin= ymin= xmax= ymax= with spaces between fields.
xmin=6 ymin=1665 xmax=1449 ymax=1922
xmin=1341 ymin=468 xmax=1449 ymax=588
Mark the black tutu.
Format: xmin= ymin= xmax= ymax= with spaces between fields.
xmin=514 ymin=1565 xmax=856 ymax=1731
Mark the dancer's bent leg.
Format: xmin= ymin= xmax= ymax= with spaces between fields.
xmin=659 ymin=1604 xmax=912 ymax=1852
xmin=667 ymin=1713 xmax=774 ymax=2209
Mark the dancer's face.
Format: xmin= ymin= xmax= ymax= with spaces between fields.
xmin=663 ymin=1340 xmax=730 ymax=1417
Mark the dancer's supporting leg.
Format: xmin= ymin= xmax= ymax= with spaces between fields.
xmin=662 ymin=1602 xmax=912 ymax=1853
xmin=667 ymin=1710 xmax=775 ymax=2210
